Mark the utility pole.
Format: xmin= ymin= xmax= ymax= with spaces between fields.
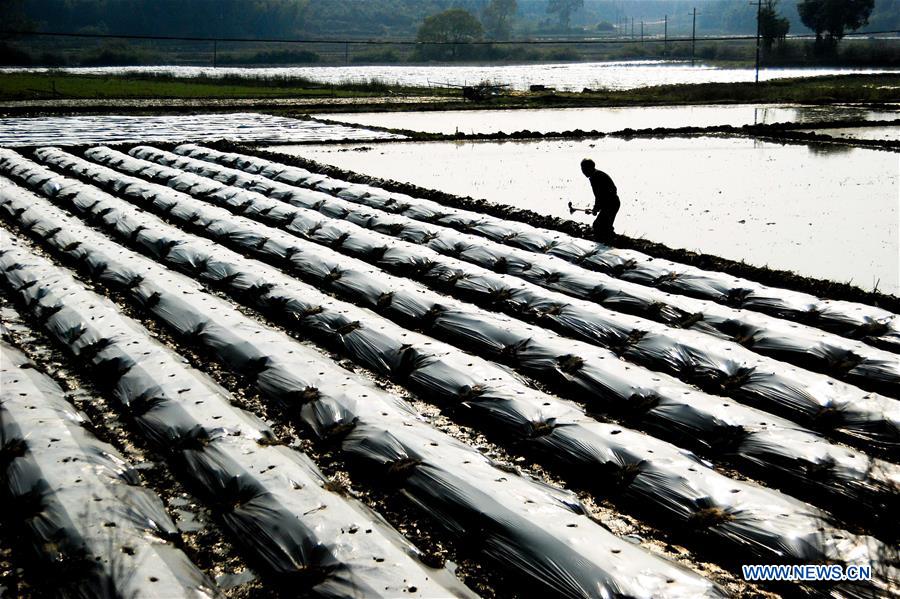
xmin=631 ymin=17 xmax=634 ymax=39
xmin=690 ymin=7 xmax=697 ymax=67
xmin=212 ymin=2 xmax=222 ymax=68
xmin=640 ymin=21 xmax=644 ymax=45
xmin=752 ymin=0 xmax=762 ymax=83
xmin=664 ymin=14 xmax=668 ymax=50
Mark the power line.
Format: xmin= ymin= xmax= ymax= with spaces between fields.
xmin=3 ymin=29 xmax=899 ymax=47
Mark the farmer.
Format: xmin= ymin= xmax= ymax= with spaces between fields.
xmin=580 ymin=158 xmax=619 ymax=242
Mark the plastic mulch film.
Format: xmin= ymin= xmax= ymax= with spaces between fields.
xmin=2 ymin=163 xmax=899 ymax=593
xmin=124 ymin=146 xmax=900 ymax=398
xmin=0 ymin=340 xmax=218 ymax=599
xmin=59 ymin=147 xmax=900 ymax=460
xmin=14 ymin=149 xmax=900 ymax=532
xmin=0 ymin=244 xmax=474 ymax=599
xmin=172 ymin=143 xmax=900 ymax=352
xmin=0 ymin=190 xmax=728 ymax=599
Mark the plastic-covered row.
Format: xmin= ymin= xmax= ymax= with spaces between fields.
xmin=173 ymin=143 xmax=900 ymax=351
xmin=0 ymin=183 xmax=725 ymax=599
xmin=0 ymin=237 xmax=473 ymax=599
xmin=128 ymin=145 xmax=900 ymax=397
xmin=9 ymin=161 xmax=900 ymax=585
xmin=56 ymin=147 xmax=900 ymax=459
xmin=0 ymin=338 xmax=218 ymax=599
xmin=8 ymin=152 xmax=899 ymax=541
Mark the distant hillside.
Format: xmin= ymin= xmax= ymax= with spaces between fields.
xmin=7 ymin=0 xmax=900 ymax=38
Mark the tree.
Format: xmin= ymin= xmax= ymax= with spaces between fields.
xmin=759 ymin=0 xmax=789 ymax=53
xmin=0 ymin=0 xmax=32 ymax=35
xmin=417 ymin=8 xmax=484 ymax=59
xmin=798 ymin=0 xmax=874 ymax=53
xmin=482 ymin=0 xmax=517 ymax=40
xmin=546 ymin=0 xmax=584 ymax=30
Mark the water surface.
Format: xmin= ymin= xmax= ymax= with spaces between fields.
xmin=5 ymin=61 xmax=898 ymax=91
xmin=267 ymin=136 xmax=899 ymax=293
xmin=799 ymin=126 xmax=900 ymax=141
xmin=324 ymin=104 xmax=900 ymax=135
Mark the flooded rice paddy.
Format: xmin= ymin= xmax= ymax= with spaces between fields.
xmin=324 ymin=103 xmax=900 ymax=135
xmin=6 ymin=61 xmax=899 ymax=91
xmin=272 ymin=135 xmax=899 ymax=293
xmin=0 ymin=112 xmax=402 ymax=147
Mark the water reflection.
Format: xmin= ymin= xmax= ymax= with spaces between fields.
xmin=807 ymin=143 xmax=855 ymax=155
xmin=798 ymin=126 xmax=900 ymax=141
xmin=790 ymin=104 xmax=873 ymax=123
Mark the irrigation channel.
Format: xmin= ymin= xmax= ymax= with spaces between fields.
xmin=0 ymin=135 xmax=898 ymax=598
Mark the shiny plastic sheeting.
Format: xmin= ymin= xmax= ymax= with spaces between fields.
xmin=62 ymin=147 xmax=900 ymax=459
xmin=127 ymin=145 xmax=900 ymax=397
xmin=10 ymin=165 xmax=900 ymax=576
xmin=0 ymin=340 xmax=218 ymax=599
xmin=0 ymin=185 xmax=725 ymax=599
xmin=4 ymin=161 xmax=900 ymax=576
xmin=0 ymin=240 xmax=473 ymax=599
xmin=16 ymin=150 xmax=900 ymax=533
xmin=175 ymin=144 xmax=900 ymax=352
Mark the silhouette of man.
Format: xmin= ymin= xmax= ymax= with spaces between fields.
xmin=581 ymin=158 xmax=619 ymax=243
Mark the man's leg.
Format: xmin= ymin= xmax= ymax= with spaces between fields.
xmin=605 ymin=201 xmax=620 ymax=238
xmin=593 ymin=211 xmax=615 ymax=242
xmin=592 ymin=213 xmax=607 ymax=240
xmin=598 ymin=201 xmax=620 ymax=242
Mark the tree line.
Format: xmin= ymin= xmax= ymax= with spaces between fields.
xmin=4 ymin=0 xmax=898 ymax=39
xmin=1 ymin=0 xmax=896 ymax=67
xmin=417 ymin=0 xmax=880 ymax=55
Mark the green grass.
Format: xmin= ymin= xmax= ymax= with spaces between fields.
xmin=0 ymin=71 xmax=445 ymax=101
